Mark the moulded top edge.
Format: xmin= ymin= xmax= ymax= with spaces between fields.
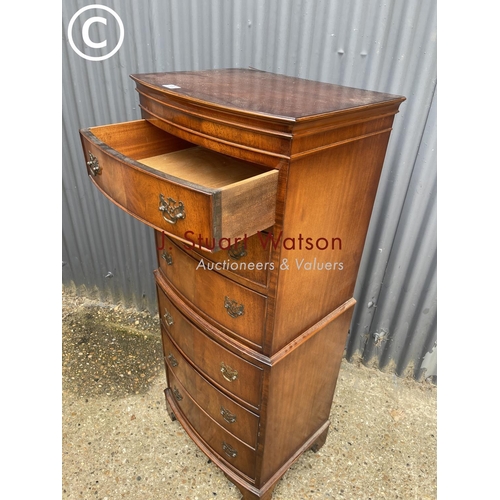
xmin=130 ymin=69 xmax=406 ymax=124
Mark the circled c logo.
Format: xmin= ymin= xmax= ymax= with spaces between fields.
xmin=68 ymin=5 xmax=124 ymax=61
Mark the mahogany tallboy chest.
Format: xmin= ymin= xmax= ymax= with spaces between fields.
xmin=80 ymin=69 xmax=405 ymax=499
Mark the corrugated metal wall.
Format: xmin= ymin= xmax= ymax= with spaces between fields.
xmin=62 ymin=0 xmax=437 ymax=381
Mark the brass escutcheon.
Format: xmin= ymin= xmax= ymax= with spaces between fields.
xmin=172 ymin=387 xmax=183 ymax=401
xmin=220 ymin=406 xmax=237 ymax=424
xmin=220 ymin=362 xmax=238 ymax=382
xmin=164 ymin=309 xmax=174 ymax=327
xmin=161 ymin=250 xmax=173 ymax=265
xmin=224 ymin=296 xmax=244 ymax=318
xmin=86 ymin=152 xmax=101 ymax=176
xmin=158 ymin=194 xmax=186 ymax=224
xmin=167 ymin=353 xmax=178 ymax=367
xmin=222 ymin=441 xmax=238 ymax=459
xmin=228 ymin=241 xmax=247 ymax=260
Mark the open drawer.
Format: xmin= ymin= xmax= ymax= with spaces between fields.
xmin=80 ymin=119 xmax=279 ymax=252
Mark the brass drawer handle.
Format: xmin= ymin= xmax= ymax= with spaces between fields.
xmin=161 ymin=250 xmax=173 ymax=265
xmin=172 ymin=387 xmax=183 ymax=401
xmin=167 ymin=353 xmax=178 ymax=368
xmin=228 ymin=241 xmax=247 ymax=260
xmin=222 ymin=441 xmax=238 ymax=459
xmin=159 ymin=194 xmax=186 ymax=224
xmin=224 ymin=296 xmax=244 ymax=318
xmin=220 ymin=362 xmax=238 ymax=382
xmin=220 ymin=406 xmax=237 ymax=424
xmin=86 ymin=152 xmax=101 ymax=176
xmin=163 ymin=308 xmax=174 ymax=327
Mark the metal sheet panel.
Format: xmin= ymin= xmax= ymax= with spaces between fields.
xmin=348 ymin=87 xmax=437 ymax=380
xmin=62 ymin=0 xmax=437 ymax=380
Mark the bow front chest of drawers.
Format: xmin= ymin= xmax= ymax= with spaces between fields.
xmin=80 ymin=69 xmax=404 ymax=499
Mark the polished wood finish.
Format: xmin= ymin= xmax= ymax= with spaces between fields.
xmin=156 ymin=230 xmax=272 ymax=291
xmin=155 ymin=239 xmax=268 ymax=349
xmin=270 ymin=132 xmax=394 ymax=351
xmin=163 ymin=346 xmax=260 ymax=448
xmin=259 ymin=305 xmax=354 ymax=483
xmin=157 ymin=277 xmax=263 ymax=409
xmin=80 ymin=120 xmax=278 ymax=251
xmin=166 ymin=368 xmax=257 ymax=480
xmin=81 ymin=69 xmax=405 ymax=499
xmin=130 ymin=69 xmax=404 ymax=167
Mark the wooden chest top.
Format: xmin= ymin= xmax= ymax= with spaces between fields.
xmin=131 ymin=68 xmax=405 ymax=122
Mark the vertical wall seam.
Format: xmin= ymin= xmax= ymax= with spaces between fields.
xmin=360 ymin=80 xmax=437 ymax=361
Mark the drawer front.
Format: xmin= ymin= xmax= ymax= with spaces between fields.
xmin=81 ymin=124 xmax=213 ymax=243
xmin=167 ymin=369 xmax=256 ymax=480
xmin=80 ymin=120 xmax=278 ymax=252
xmin=171 ymin=230 xmax=272 ymax=289
xmin=156 ymin=236 xmax=267 ymax=349
xmin=164 ymin=348 xmax=259 ymax=448
xmin=157 ymin=297 xmax=263 ymax=410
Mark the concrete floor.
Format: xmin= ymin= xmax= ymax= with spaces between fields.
xmin=62 ymin=289 xmax=436 ymax=499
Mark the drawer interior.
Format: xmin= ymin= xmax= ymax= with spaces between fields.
xmin=140 ymin=148 xmax=271 ymax=188
xmin=88 ymin=119 xmax=273 ymax=189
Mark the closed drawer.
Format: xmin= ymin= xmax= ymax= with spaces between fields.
xmin=164 ymin=345 xmax=259 ymax=448
xmin=167 ymin=368 xmax=256 ymax=480
xmin=80 ymin=120 xmax=278 ymax=252
xmin=157 ymin=298 xmax=263 ymax=410
xmin=156 ymin=230 xmax=272 ymax=289
xmin=156 ymin=238 xmax=267 ymax=349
